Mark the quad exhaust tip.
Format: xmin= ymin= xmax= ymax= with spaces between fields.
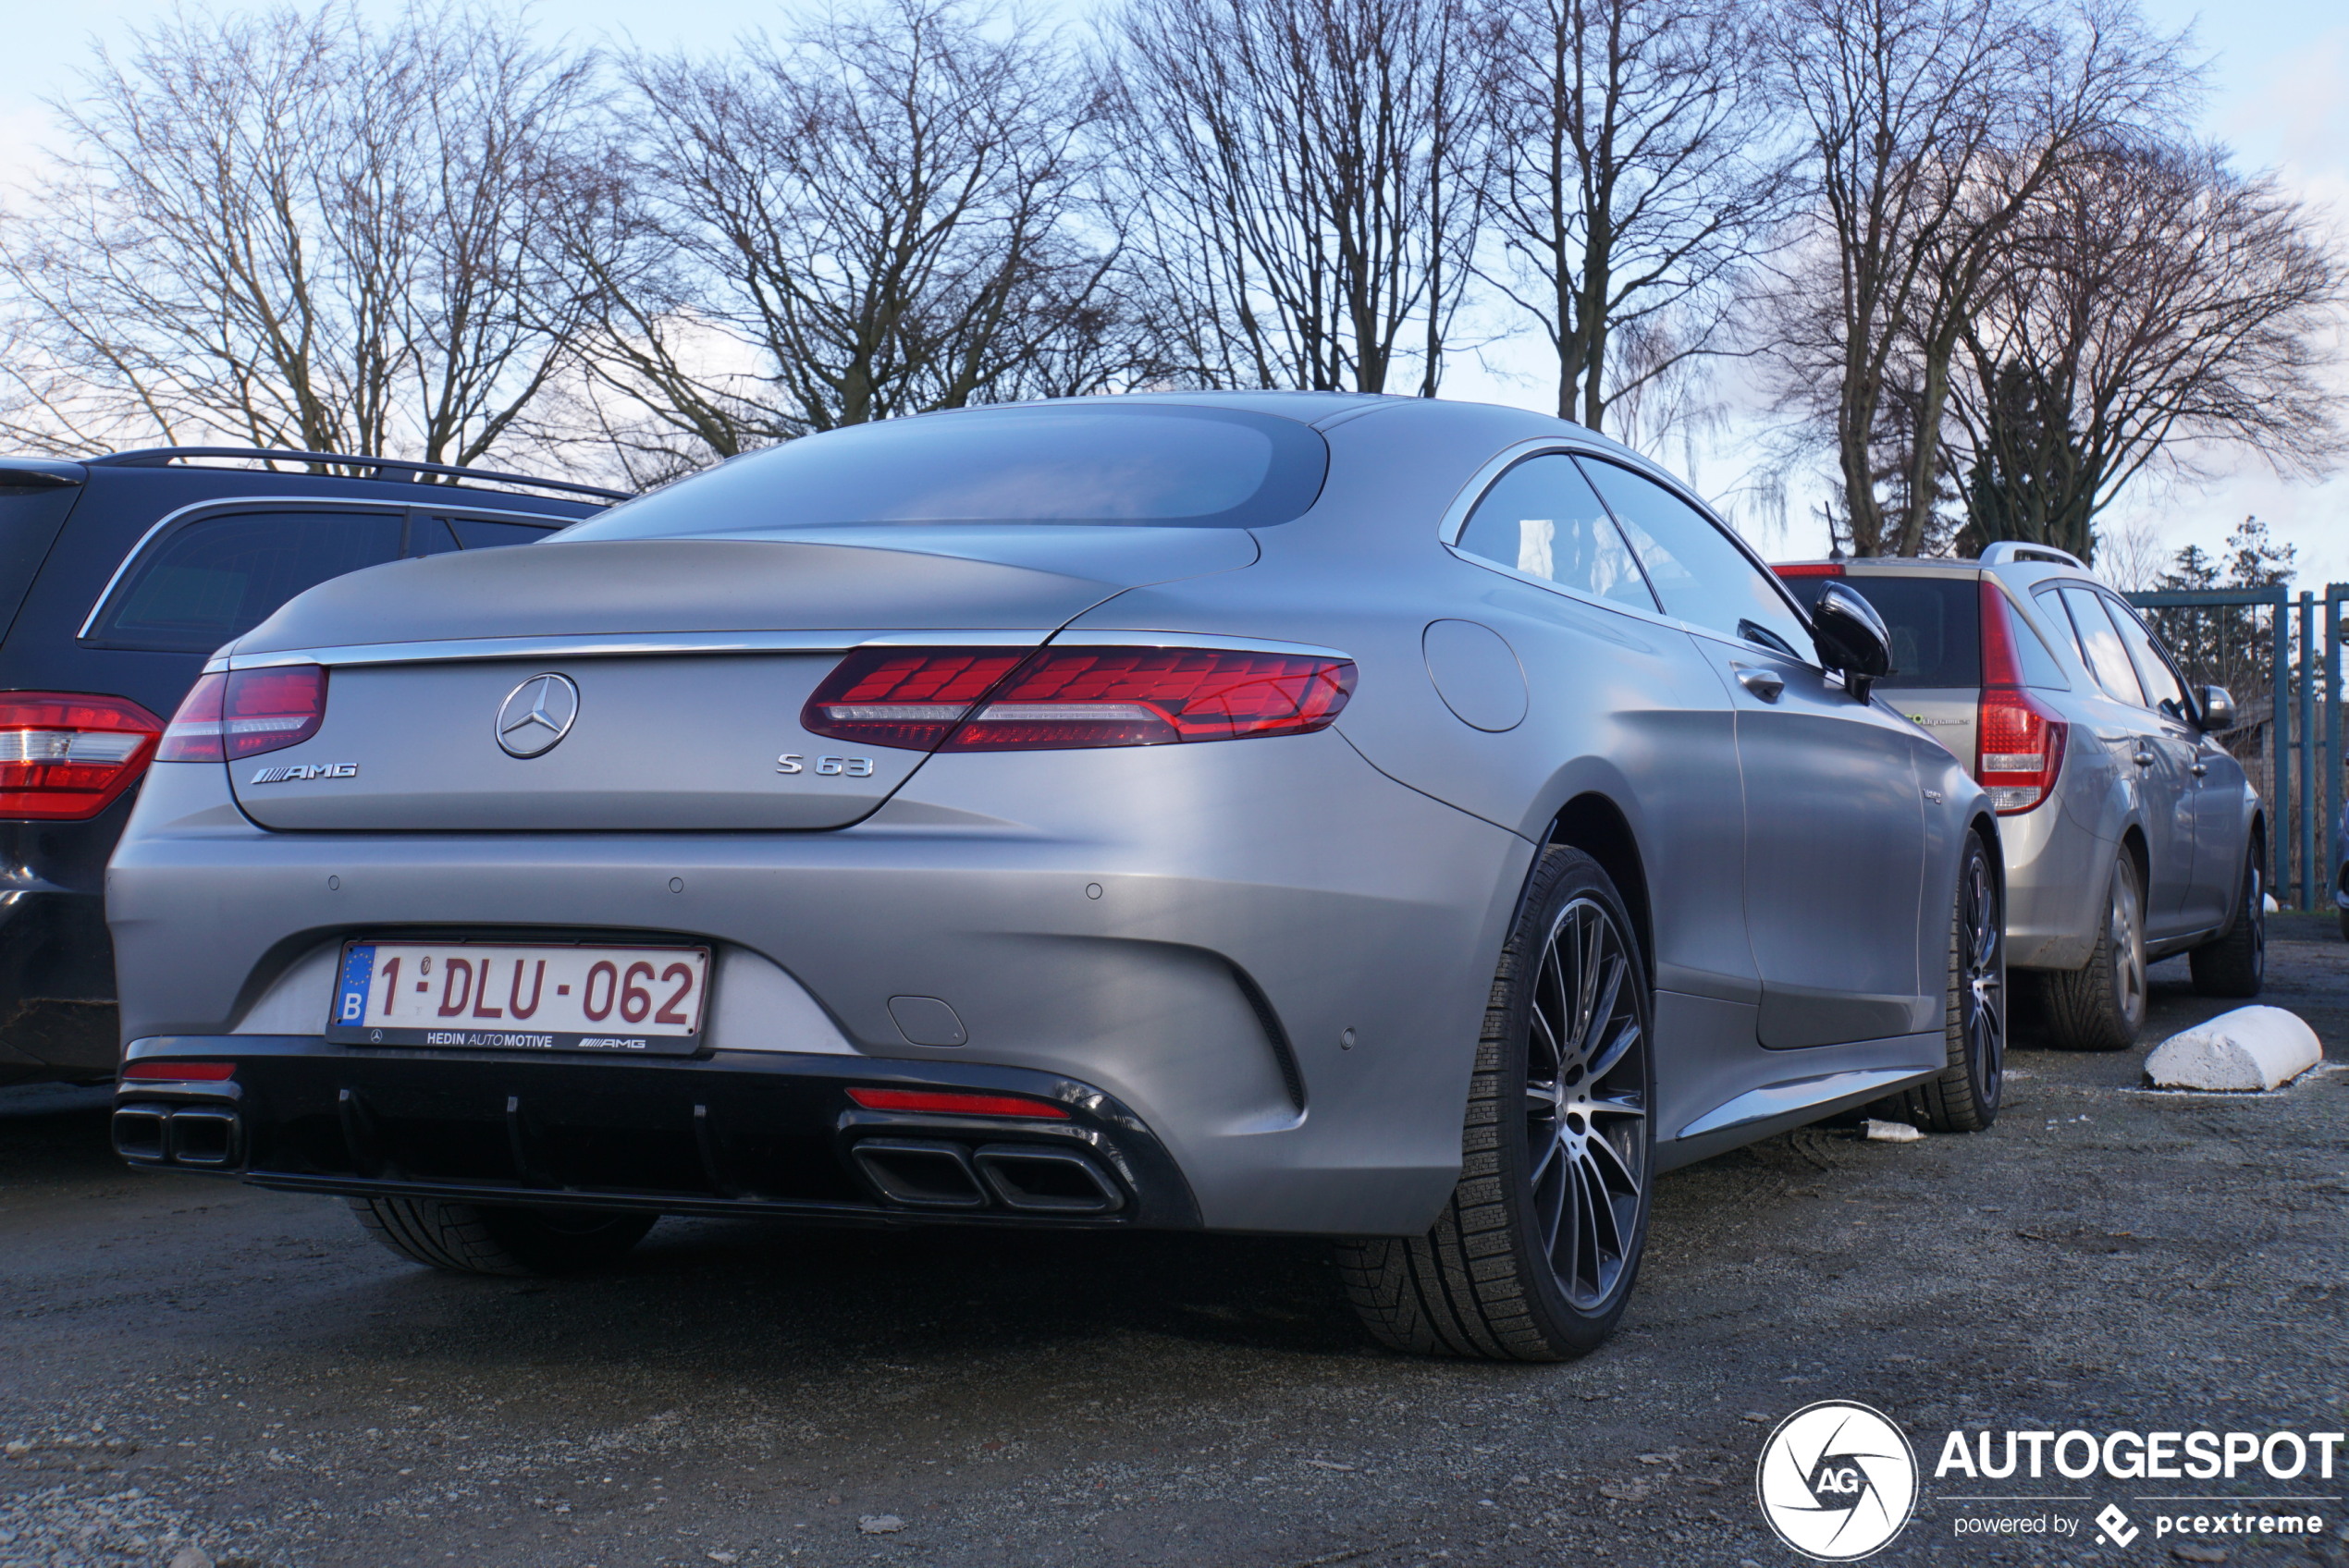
xmin=850 ymin=1137 xmax=1123 ymax=1215
xmin=114 ymin=1103 xmax=242 ymax=1168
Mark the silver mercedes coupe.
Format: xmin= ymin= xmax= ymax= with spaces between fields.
xmin=106 ymin=393 xmax=2002 ymax=1360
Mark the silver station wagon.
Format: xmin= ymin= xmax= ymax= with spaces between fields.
xmin=1777 ymin=545 xmax=2264 ymax=1052
xmin=109 ymin=394 xmax=2002 ymax=1360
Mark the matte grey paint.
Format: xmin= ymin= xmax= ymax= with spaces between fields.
xmin=889 ymin=996 xmax=968 ymax=1047
xmin=1421 ymin=619 xmax=1529 ymax=731
xmin=108 ymin=392 xmax=1992 ymax=1236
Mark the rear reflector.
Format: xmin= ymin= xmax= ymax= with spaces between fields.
xmin=803 ymin=645 xmax=1356 ymax=752
xmin=0 ymin=692 xmax=165 ymax=819
xmin=122 ymin=1060 xmax=236 ymax=1081
xmin=157 ymin=666 xmax=328 ymax=763
xmin=1977 ymin=586 xmax=2067 ymax=814
xmin=846 ymin=1086 xmax=1071 ymax=1120
xmin=1772 ymin=562 xmax=1846 ymax=578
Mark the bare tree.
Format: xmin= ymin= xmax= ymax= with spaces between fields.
xmin=560 ymin=0 xmax=1116 ymax=467
xmin=1950 ymin=142 xmax=2343 ymax=561
xmin=1106 ymin=0 xmax=1488 ymax=394
xmin=0 ymin=3 xmax=601 ymax=465
xmin=1480 ymin=0 xmax=1790 ymax=433
xmin=1760 ymin=0 xmax=2186 ymax=556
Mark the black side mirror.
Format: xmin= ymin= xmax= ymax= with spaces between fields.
xmin=1810 ymin=581 xmax=1893 ymax=701
xmin=2197 ymin=685 xmax=2236 ymax=732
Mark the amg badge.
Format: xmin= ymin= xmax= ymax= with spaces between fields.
xmin=250 ymin=762 xmax=359 ymax=784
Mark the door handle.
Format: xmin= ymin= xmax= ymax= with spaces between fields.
xmin=2190 ymin=762 xmax=2208 ymax=778
xmin=1736 ymin=668 xmax=1785 ymax=703
xmin=2133 ymin=747 xmax=2156 ymax=767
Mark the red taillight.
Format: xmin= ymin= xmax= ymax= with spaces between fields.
xmin=802 ymin=645 xmax=1357 ymax=753
xmin=846 ymin=1086 xmax=1070 ymax=1119
xmin=1773 ymin=562 xmax=1845 ymax=578
xmin=0 ymin=692 xmax=165 ymax=819
xmin=1976 ymin=586 xmax=2067 ymax=814
xmin=122 ymin=1060 xmax=235 ymax=1081
xmin=799 ymin=648 xmax=1032 ymax=750
xmin=157 ymin=667 xmax=327 ymax=763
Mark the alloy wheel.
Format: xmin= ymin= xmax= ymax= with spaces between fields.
xmin=1962 ymin=845 xmax=2004 ymax=1108
xmin=2245 ymin=864 xmax=2267 ymax=981
xmin=1523 ymin=896 xmax=1649 ymax=1312
xmin=2111 ymin=866 xmax=2146 ymax=1023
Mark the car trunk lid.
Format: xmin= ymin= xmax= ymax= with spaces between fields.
xmin=227 ymin=530 xmax=1254 ymax=830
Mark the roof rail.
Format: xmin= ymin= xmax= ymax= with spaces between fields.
xmin=83 ymin=447 xmax=630 ymax=503
xmin=1979 ymin=541 xmax=2087 ymax=570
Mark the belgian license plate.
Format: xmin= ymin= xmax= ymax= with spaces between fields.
xmin=326 ymin=940 xmax=711 ymax=1054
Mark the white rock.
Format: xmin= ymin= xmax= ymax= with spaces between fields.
xmin=2144 ymin=1006 xmax=2322 ymax=1091
xmin=1863 ymin=1119 xmax=1923 ymax=1142
xmin=857 ymin=1514 xmax=905 ymax=1535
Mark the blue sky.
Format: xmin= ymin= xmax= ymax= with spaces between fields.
xmin=2 ymin=0 xmax=2343 ymax=578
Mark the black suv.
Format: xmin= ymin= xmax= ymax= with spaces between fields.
xmin=1 ymin=448 xmax=624 ymax=1084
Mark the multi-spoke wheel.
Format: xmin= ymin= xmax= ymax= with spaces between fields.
xmin=1897 ymin=829 xmax=2004 ymax=1132
xmin=1521 ymin=895 xmax=1650 ymax=1310
xmin=1337 ymin=846 xmax=1654 ymax=1361
xmin=2044 ymin=850 xmax=2146 ymax=1051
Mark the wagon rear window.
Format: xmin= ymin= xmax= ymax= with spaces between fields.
xmin=1779 ymin=574 xmax=1982 ymax=688
xmin=562 ymin=405 xmax=1329 ymax=537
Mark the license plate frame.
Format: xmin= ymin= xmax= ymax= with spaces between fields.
xmin=325 ymin=939 xmax=713 ymax=1055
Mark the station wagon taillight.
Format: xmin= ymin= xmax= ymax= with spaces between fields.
xmin=0 ymin=692 xmax=165 ymax=819
xmin=156 ymin=666 xmax=328 ymax=762
xmin=803 ymin=645 xmax=1357 ymax=752
xmin=1976 ymin=587 xmax=2066 ymax=814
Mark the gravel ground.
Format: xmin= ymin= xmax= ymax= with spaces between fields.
xmin=4 ymin=920 xmax=2345 ymax=1568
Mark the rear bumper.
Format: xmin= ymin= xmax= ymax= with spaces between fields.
xmin=109 ymin=739 xmax=1528 ymax=1235
xmin=114 ymin=1035 xmax=1200 ymax=1230
xmin=0 ymin=887 xmax=120 ymax=1080
xmin=1 ymin=798 xmax=136 ymax=1081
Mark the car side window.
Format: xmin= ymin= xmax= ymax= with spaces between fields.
xmin=1577 ymin=459 xmax=1813 ymax=655
xmin=2003 ymin=596 xmax=2072 ymax=690
xmin=2055 ymin=585 xmax=2147 ymax=706
xmin=2104 ymin=594 xmax=2192 ymax=719
xmin=1454 ymin=455 xmax=1657 ymax=612
xmin=90 ymin=509 xmax=403 ymax=652
xmin=449 ymin=517 xmax=558 ymax=548
xmin=412 ymin=516 xmax=560 ymax=556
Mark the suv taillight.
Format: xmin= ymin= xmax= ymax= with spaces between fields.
xmin=157 ymin=667 xmax=328 ymax=763
xmin=0 ymin=692 xmax=165 ymax=819
xmin=1976 ymin=585 xmax=2066 ymax=814
xmin=803 ymin=645 xmax=1358 ymax=752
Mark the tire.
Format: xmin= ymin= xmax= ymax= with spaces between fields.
xmin=2042 ymin=851 xmax=2146 ymax=1051
xmin=2190 ymin=844 xmax=2265 ymax=998
xmin=1892 ymin=830 xmax=2003 ymax=1132
xmin=1336 ymin=846 xmax=1653 ymax=1362
xmin=349 ymin=1197 xmax=655 ymax=1277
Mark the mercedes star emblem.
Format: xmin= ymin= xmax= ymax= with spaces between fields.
xmin=496 ymin=672 xmax=581 ymax=758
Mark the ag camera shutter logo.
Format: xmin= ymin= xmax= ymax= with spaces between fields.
xmin=1755 ymin=1400 xmax=1919 ymax=1560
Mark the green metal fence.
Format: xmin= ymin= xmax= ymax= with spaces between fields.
xmin=2124 ymin=584 xmax=2343 ymax=913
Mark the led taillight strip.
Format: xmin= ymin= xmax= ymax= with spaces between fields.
xmin=802 ymin=644 xmax=1357 ymax=753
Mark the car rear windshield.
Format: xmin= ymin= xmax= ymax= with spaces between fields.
xmin=1780 ymin=573 xmax=1981 ymax=688
xmin=560 ymin=405 xmax=1330 ymax=539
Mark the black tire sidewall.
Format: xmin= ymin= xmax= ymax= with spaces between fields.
xmin=1497 ymin=849 xmax=1656 ymax=1352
